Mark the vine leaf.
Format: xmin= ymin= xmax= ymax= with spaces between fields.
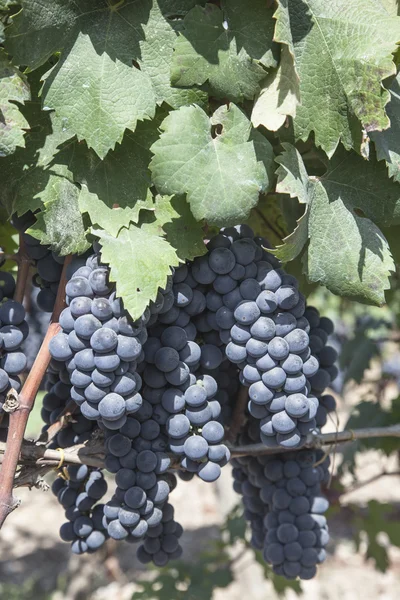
xmin=354 ymin=500 xmax=400 ymax=571
xmin=95 ymin=225 xmax=179 ymax=321
xmin=27 ymin=176 xmax=89 ymax=255
xmin=274 ymin=144 xmax=310 ymax=263
xmin=245 ymin=193 xmax=288 ymax=249
xmin=252 ymin=46 xmax=299 ymax=131
xmin=150 ymin=103 xmax=274 ymax=226
xmin=144 ymin=195 xmax=207 ymax=261
xmin=339 ymin=327 xmax=380 ymax=384
xmin=370 ymin=73 xmax=400 ymax=183
xmin=42 ymin=32 xmax=155 ymax=159
xmin=171 ymin=2 xmax=274 ymax=102
xmin=78 ymin=186 xmax=153 ymax=240
xmin=139 ymin=1 xmax=208 ymax=109
xmin=0 ymin=50 xmax=30 ymax=157
xmin=57 ymin=113 xmax=165 ymax=235
xmin=275 ymin=144 xmax=397 ymax=305
xmin=6 ymin=1 xmax=157 ymax=158
xmin=274 ymin=0 xmax=400 ymax=157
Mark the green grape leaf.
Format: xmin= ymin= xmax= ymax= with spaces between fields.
xmin=78 ymin=186 xmax=152 ymax=239
xmin=275 ymin=144 xmax=397 ymax=304
xmin=0 ymin=50 xmax=30 ymax=156
xmin=139 ymin=1 xmax=208 ymax=109
xmin=6 ymin=1 xmax=157 ymax=158
xmin=222 ymin=0 xmax=278 ymax=69
xmin=370 ymin=73 xmax=400 ymax=183
xmin=245 ymin=193 xmax=288 ymax=248
xmin=95 ymin=225 xmax=179 ymax=320
xmin=5 ymin=0 xmax=80 ymax=70
xmin=354 ymin=501 xmax=400 ymax=571
xmin=42 ymin=32 xmax=155 ymax=159
xmin=340 ymin=329 xmax=380 ymax=383
xmin=150 ymin=103 xmax=274 ymax=226
xmin=274 ymin=0 xmax=400 ymax=156
xmin=27 ymin=176 xmax=89 ymax=255
xmin=56 ymin=113 xmax=165 ymax=235
xmin=0 ymin=70 xmax=76 ymax=218
xmin=273 ymin=144 xmax=311 ymax=262
xmin=149 ymin=195 xmax=207 ymax=261
xmin=252 ymin=46 xmax=299 ymax=131
xmin=171 ymin=3 xmax=269 ymax=102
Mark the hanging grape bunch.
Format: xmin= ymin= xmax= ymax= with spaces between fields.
xmin=17 ymin=224 xmax=331 ymax=580
xmin=0 ymin=270 xmax=28 ymax=430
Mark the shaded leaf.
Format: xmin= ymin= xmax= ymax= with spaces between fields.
xmin=273 ymin=144 xmax=397 ymax=304
xmin=171 ymin=3 xmax=269 ymax=102
xmin=370 ymin=73 xmax=400 ymax=183
xmin=0 ymin=49 xmax=30 ymax=156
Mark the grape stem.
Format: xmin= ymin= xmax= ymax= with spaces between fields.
xmin=1 ymin=424 xmax=400 ymax=482
xmin=226 ymin=385 xmax=249 ymax=443
xmin=37 ymin=399 xmax=78 ymax=444
xmin=13 ymin=234 xmax=33 ymax=304
xmin=0 ymin=255 xmax=72 ymax=528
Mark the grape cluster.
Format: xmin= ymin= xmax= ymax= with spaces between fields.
xmin=232 ymin=415 xmax=330 ymax=581
xmin=36 ymin=223 xmax=337 ymax=581
xmin=142 ymin=324 xmax=230 ymax=483
xmin=24 ymin=233 xmax=65 ymax=313
xmin=0 ymin=272 xmax=28 ymax=429
xmin=49 ymin=254 xmax=147 ymax=431
xmin=52 ymin=465 xmax=108 ymax=554
xmin=137 ymin=503 xmax=183 ymax=566
xmin=260 ymin=449 xmax=330 ymax=580
xmin=11 ymin=211 xmax=64 ymax=314
xmin=102 ymin=412 xmax=178 ymax=550
xmin=41 ymin=359 xmax=96 ymax=448
xmin=159 ymin=225 xmax=338 ymax=450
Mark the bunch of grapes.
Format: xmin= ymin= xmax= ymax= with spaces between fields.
xmin=52 ymin=465 xmax=108 ymax=554
xmin=232 ymin=413 xmax=331 ymax=580
xmin=0 ymin=271 xmax=28 ymax=430
xmin=2 ymin=221 xmax=338 ymax=581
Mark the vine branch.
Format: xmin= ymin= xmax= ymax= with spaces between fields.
xmin=1 ymin=425 xmax=400 ymax=483
xmin=0 ymin=255 xmax=72 ymax=527
xmin=231 ymin=424 xmax=400 ymax=457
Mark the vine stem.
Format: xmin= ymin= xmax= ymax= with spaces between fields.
xmin=2 ymin=425 xmax=400 ymax=476
xmin=231 ymin=424 xmax=400 ymax=457
xmin=13 ymin=234 xmax=32 ymax=304
xmin=226 ymin=385 xmax=249 ymax=443
xmin=0 ymin=255 xmax=72 ymax=527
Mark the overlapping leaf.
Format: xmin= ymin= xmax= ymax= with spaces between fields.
xmin=0 ymin=50 xmax=30 ymax=156
xmin=150 ymin=103 xmax=274 ymax=226
xmin=275 ymin=144 xmax=398 ymax=304
xmin=5 ymin=1 xmax=217 ymax=157
xmin=274 ymin=0 xmax=400 ymax=156
xmin=96 ymin=225 xmax=179 ymax=320
xmin=27 ymin=176 xmax=90 ymax=255
xmin=252 ymin=46 xmax=299 ymax=131
xmin=370 ymin=73 xmax=400 ymax=183
xmin=139 ymin=1 xmax=208 ymax=109
xmin=6 ymin=0 xmax=156 ymax=158
xmin=142 ymin=195 xmax=207 ymax=261
xmin=57 ymin=114 xmax=164 ymax=237
xmin=171 ymin=1 xmax=277 ymax=102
